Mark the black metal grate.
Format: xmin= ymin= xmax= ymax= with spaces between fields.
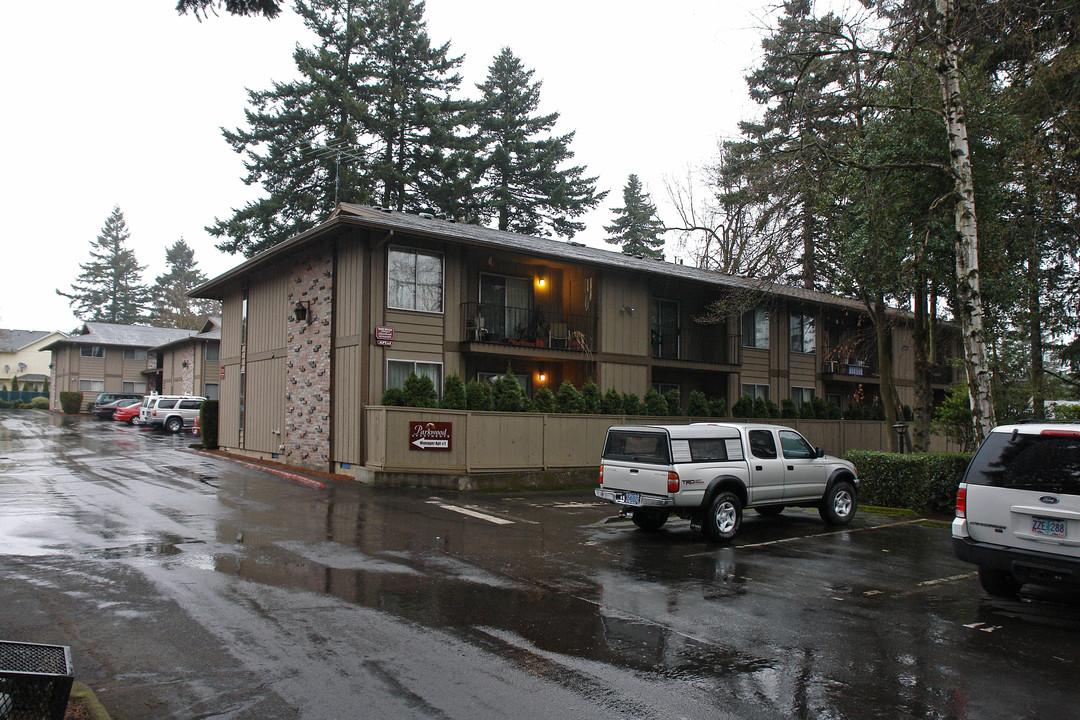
xmin=0 ymin=641 xmax=74 ymax=720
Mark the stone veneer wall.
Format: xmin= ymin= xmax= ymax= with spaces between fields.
xmin=181 ymin=345 xmax=195 ymax=395
xmin=285 ymin=248 xmax=334 ymax=470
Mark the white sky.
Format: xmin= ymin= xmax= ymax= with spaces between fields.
xmin=0 ymin=0 xmax=771 ymax=333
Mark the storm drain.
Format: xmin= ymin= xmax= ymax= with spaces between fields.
xmin=0 ymin=641 xmax=73 ymax=720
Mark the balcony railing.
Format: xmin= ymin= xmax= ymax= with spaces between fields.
xmin=823 ymin=359 xmax=878 ymax=377
xmin=461 ymin=302 xmax=596 ymax=353
xmin=651 ymin=332 xmax=741 ymax=366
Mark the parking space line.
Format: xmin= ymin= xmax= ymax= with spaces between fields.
xmin=684 ymin=518 xmax=927 ymax=557
xmin=426 ymin=501 xmax=515 ymax=525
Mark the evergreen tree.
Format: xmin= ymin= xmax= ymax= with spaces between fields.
xmin=604 ymin=174 xmax=666 ymax=258
xmin=57 ymin=206 xmax=149 ymax=323
xmin=440 ymin=373 xmax=467 ymax=409
xmin=532 ymin=386 xmax=556 ymax=413
xmin=209 ymin=0 xmax=467 ymax=257
xmin=150 ymin=239 xmax=218 ymax=329
xmin=471 ymin=48 xmax=604 ymax=237
xmin=581 ymin=380 xmax=602 ymax=414
xmin=177 ymin=0 xmax=282 ymax=19
xmin=554 ymin=381 xmax=585 ymax=414
xmin=601 ymin=387 xmax=623 ymax=415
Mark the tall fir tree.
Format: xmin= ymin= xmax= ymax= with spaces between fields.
xmin=150 ymin=239 xmax=219 ymax=329
xmin=57 ymin=206 xmax=149 ymax=324
xmin=208 ymin=0 xmax=467 ymax=257
xmin=604 ymin=174 xmax=666 ymax=258
xmin=471 ymin=48 xmax=604 ymax=237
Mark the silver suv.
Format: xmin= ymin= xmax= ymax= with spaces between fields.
xmin=141 ymin=395 xmax=206 ymax=433
xmin=952 ymin=421 xmax=1080 ymax=596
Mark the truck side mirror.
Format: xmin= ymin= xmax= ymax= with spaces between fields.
xmin=816 ymin=447 xmax=825 ymax=458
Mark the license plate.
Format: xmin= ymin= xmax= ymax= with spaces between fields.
xmin=1032 ymin=517 xmax=1066 ymax=537
xmin=624 ymin=492 xmax=641 ymax=505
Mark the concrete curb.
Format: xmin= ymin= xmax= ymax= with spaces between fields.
xmin=70 ymin=681 xmax=112 ymax=720
xmin=182 ymin=449 xmax=327 ymax=490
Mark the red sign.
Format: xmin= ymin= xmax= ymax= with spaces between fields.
xmin=375 ymin=325 xmax=395 ymax=347
xmin=409 ymin=421 xmax=452 ymax=451
xmin=220 ymin=366 xmax=225 ymax=380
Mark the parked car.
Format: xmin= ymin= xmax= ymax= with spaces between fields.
xmin=141 ymin=394 xmax=206 ymax=433
xmin=952 ymin=420 xmax=1080 ymax=597
xmin=111 ymin=400 xmax=144 ymax=425
xmin=594 ymin=422 xmax=859 ymax=541
xmin=91 ymin=392 xmax=143 ymax=417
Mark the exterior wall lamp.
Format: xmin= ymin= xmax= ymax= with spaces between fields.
xmin=294 ymin=300 xmax=312 ymax=324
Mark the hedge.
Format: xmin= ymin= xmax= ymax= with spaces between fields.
xmin=200 ymin=400 xmax=219 ymax=450
xmin=844 ymin=450 xmax=972 ymax=515
xmin=59 ymin=391 xmax=83 ymax=415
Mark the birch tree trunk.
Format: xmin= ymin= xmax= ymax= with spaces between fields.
xmin=932 ymin=0 xmax=996 ymax=442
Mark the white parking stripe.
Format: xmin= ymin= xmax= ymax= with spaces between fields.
xmin=426 ymin=501 xmax=514 ymax=525
xmin=684 ymin=518 xmax=927 ymax=557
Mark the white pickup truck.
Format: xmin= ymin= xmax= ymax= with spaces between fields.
xmin=595 ymin=422 xmax=859 ymax=542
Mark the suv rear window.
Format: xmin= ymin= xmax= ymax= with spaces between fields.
xmin=965 ymin=431 xmax=1080 ymax=494
xmin=603 ymin=431 xmax=671 ymax=465
xmin=156 ymin=399 xmax=179 ymax=410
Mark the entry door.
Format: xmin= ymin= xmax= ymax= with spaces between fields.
xmin=778 ymin=430 xmax=828 ymax=501
xmin=480 ymin=274 xmax=532 ymax=342
xmin=746 ymin=429 xmax=785 ymax=502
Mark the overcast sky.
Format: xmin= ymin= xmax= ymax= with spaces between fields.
xmin=0 ymin=0 xmax=771 ymax=333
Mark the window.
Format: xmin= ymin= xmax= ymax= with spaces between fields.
xmin=602 ymin=431 xmax=671 ymax=464
xmin=966 ymin=433 xmax=1080 ymax=493
xmin=78 ymin=379 xmax=104 ymax=392
xmin=80 ymin=345 xmax=105 ymax=358
xmin=741 ymin=383 xmax=770 ymax=401
xmin=652 ymin=383 xmax=680 ymax=395
xmin=790 ymin=312 xmax=816 ymax=353
xmin=388 ymin=246 xmax=443 ymax=313
xmin=203 ymin=383 xmax=219 ymax=401
xmin=241 ymin=289 xmax=249 ymax=347
xmin=791 ymin=386 xmax=816 ymax=409
xmin=156 ymin=398 xmax=179 ymax=410
xmin=779 ymin=430 xmax=815 ymax=459
xmin=748 ymin=429 xmax=777 ymax=459
xmin=123 ymin=349 xmax=147 ymax=361
xmin=122 ymin=382 xmax=147 ymax=394
xmin=687 ymin=438 xmax=730 ymax=462
xmin=742 ymin=308 xmax=770 ymax=349
xmin=205 ymin=343 xmax=219 ymax=362
xmin=179 ymin=399 xmax=204 ymax=410
xmin=387 ymin=360 xmax=443 ymax=395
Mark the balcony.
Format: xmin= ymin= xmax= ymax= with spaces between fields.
xmin=651 ymin=332 xmax=741 ymax=366
xmin=461 ymin=302 xmax=596 ymax=353
xmin=823 ymin=359 xmax=878 ymax=378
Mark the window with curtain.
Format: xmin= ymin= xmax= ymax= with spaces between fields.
xmin=741 ymin=308 xmax=770 ymax=349
xmin=388 ymin=247 xmax=444 ymax=313
xmin=79 ymin=379 xmax=104 ymax=392
xmin=741 ymin=383 xmax=769 ymax=400
xmin=386 ymin=360 xmax=443 ymax=395
xmin=790 ymin=312 xmax=816 ymax=353
xmin=205 ymin=343 xmax=220 ymax=362
xmin=791 ymin=386 xmax=815 ymax=409
xmin=122 ymin=381 xmax=147 ymax=393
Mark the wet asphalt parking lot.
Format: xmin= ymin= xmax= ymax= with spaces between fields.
xmin=2 ymin=410 xmax=1079 ymax=719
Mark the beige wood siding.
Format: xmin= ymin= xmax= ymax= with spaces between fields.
xmin=383 ymin=310 xmax=444 ymax=356
xmin=333 ymin=344 xmax=363 ymax=463
xmin=596 ymin=362 xmax=647 ymax=395
xmin=789 ymin=350 xmax=817 ymax=390
xmin=222 ymin=289 xmax=243 ymax=359
xmin=598 ymin=272 xmax=648 ymax=355
xmin=247 ymin=271 xmax=288 ymax=355
xmin=219 ymin=363 xmax=241 ymax=447
xmin=244 ymin=356 xmax=285 ymax=453
xmin=335 ymin=233 xmax=365 ymax=340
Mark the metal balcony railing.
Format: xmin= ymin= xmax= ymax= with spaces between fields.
xmin=461 ymin=302 xmax=596 ymax=353
xmin=823 ymin=359 xmax=878 ymax=377
xmin=651 ymin=332 xmax=741 ymax=365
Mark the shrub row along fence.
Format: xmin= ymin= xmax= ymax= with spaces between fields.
xmin=843 ymin=450 xmax=972 ymax=515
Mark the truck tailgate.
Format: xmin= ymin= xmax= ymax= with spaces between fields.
xmin=603 ymin=461 xmax=670 ymax=495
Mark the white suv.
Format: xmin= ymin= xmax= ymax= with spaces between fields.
xmin=141 ymin=394 xmax=206 ymax=433
xmin=953 ymin=421 xmax=1080 ymax=596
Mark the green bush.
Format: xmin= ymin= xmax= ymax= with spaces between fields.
xmin=582 ymin=380 xmax=602 ymax=414
xmin=440 ymin=374 xmax=467 ymax=410
xmin=493 ymin=372 xmax=528 ymax=412
xmin=687 ymin=390 xmax=709 ymax=417
xmin=780 ymin=398 xmax=798 ymax=418
xmin=532 ymin=386 xmax=556 ymax=413
xmin=555 ymin=381 xmax=585 ymax=414
xmin=465 ymin=380 xmax=493 ymax=411
xmin=643 ymin=388 xmax=668 ymax=416
xmin=798 ymin=400 xmax=817 ymax=419
xmin=602 ymin=388 xmax=623 ymax=414
xmin=29 ymin=396 xmax=49 ymax=409
xmin=731 ymin=395 xmax=754 ymax=418
xmin=380 ymin=387 xmax=405 ymax=406
xmin=934 ymin=383 xmax=977 ymax=452
xmin=708 ymin=397 xmax=728 ymax=418
xmin=663 ymin=389 xmax=681 ymax=416
xmin=60 ymin=391 xmax=83 ymax=415
xmin=621 ymin=392 xmax=641 ymax=416
xmin=200 ymin=400 xmax=220 ymax=450
xmin=402 ymin=373 xmax=438 ymax=408
xmin=844 ymin=450 xmax=972 ymax=514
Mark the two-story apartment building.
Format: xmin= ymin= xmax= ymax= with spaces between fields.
xmin=42 ymin=322 xmax=202 ymax=411
xmin=1 ymin=329 xmax=67 ymax=392
xmin=191 ymin=204 xmax=960 ymax=475
xmin=147 ymin=317 xmax=223 ymax=399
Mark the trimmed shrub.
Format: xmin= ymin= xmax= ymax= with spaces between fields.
xmin=493 ymin=373 xmax=528 ymax=412
xmin=687 ymin=390 xmax=709 ymax=417
xmin=602 ymin=388 xmax=623 ymax=415
xmin=60 ymin=391 xmax=83 ymax=415
xmin=403 ymin=373 xmax=438 ymax=408
xmin=555 ymin=381 xmax=585 ymax=414
xmin=29 ymin=396 xmax=50 ymax=409
xmin=730 ymin=395 xmax=754 ymax=418
xmin=582 ymin=380 xmax=602 ymax=414
xmin=643 ymin=388 xmax=668 ymax=416
xmin=200 ymin=400 xmax=220 ymax=450
xmin=465 ymin=380 xmax=494 ymax=411
xmin=441 ymin=374 xmax=467 ymax=410
xmin=844 ymin=450 xmax=972 ymax=514
xmin=381 ymin=387 xmax=405 ymax=406
xmin=781 ymin=398 xmax=798 ymax=419
xmin=708 ymin=397 xmax=728 ymax=418
xmin=798 ymin=400 xmax=817 ymax=419
xmin=532 ymin=386 xmax=556 ymax=413
xmin=621 ymin=392 xmax=641 ymax=416
xmin=662 ymin=389 xmax=681 ymax=416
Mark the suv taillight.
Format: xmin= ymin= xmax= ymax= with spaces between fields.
xmin=599 ymin=465 xmax=604 ymax=486
xmin=955 ymin=483 xmax=966 ymax=518
xmin=667 ymin=472 xmax=680 ymax=493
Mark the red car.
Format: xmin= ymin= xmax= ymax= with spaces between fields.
xmin=111 ymin=399 xmax=144 ymax=425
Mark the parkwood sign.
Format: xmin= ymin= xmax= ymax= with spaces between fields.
xmin=409 ymin=421 xmax=452 ymax=451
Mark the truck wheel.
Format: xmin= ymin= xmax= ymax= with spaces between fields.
xmin=632 ymin=509 xmax=669 ymax=532
xmin=755 ymin=505 xmax=785 ymax=517
xmin=978 ymin=566 xmax=1022 ymax=598
xmin=819 ymin=480 xmax=857 ymax=525
xmin=165 ymin=417 xmax=183 ymax=434
xmin=704 ymin=492 xmax=742 ymax=542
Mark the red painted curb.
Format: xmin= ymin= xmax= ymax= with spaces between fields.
xmin=184 ymin=449 xmax=327 ymax=489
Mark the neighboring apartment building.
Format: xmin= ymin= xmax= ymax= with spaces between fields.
xmin=1 ymin=329 xmax=68 ymax=392
xmin=42 ymin=322 xmax=201 ymax=411
xmin=147 ymin=317 xmax=223 ymax=400
xmin=191 ymin=203 xmax=961 ymax=475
